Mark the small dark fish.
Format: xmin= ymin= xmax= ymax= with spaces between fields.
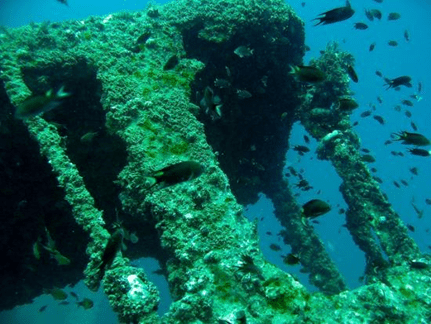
xmin=401 ymin=100 xmax=413 ymax=107
xmin=39 ymin=305 xmax=48 ymax=312
xmin=410 ymin=122 xmax=418 ymax=131
xmin=56 ymin=0 xmax=68 ymax=6
xmin=384 ymin=76 xmax=412 ymax=89
xmin=237 ymin=89 xmax=252 ymax=99
xmin=200 ymin=86 xmax=223 ymax=119
xmin=409 ymin=260 xmax=429 ymax=269
xmin=283 ymin=253 xmax=301 ymax=265
xmin=370 ymin=9 xmax=382 ymax=20
xmin=360 ymin=110 xmax=372 ymax=118
xmin=136 ymin=32 xmax=151 ymax=45
xmin=304 ymin=135 xmax=310 ymax=144
xmin=390 ymin=151 xmax=398 ymax=156
xmin=295 ymin=179 xmax=312 ymax=191
xmin=364 ymin=9 xmax=374 ymax=21
xmin=346 ymin=65 xmax=358 ymax=82
xmin=288 ymin=166 xmax=298 ymax=177
xmin=410 ymin=94 xmax=422 ymax=101
xmin=361 ymin=154 xmax=376 ymax=163
xmin=393 ymin=105 xmax=401 ymax=112
xmin=234 ymin=46 xmax=254 ymax=58
xmin=373 ymin=0 xmax=383 ymax=3
xmin=361 ymin=148 xmax=370 ymax=153
xmin=302 ymin=2 xmax=306 ymax=7
xmin=77 ymin=298 xmax=94 ymax=310
xmin=369 ymin=42 xmax=376 ymax=52
xmin=293 ymin=145 xmax=310 ymax=153
xmin=373 ymin=176 xmax=383 ymax=184
xmin=312 ymin=1 xmax=355 ymax=26
xmin=398 ymin=152 xmax=405 ymax=157
xmin=163 ymin=55 xmax=179 ymax=71
xmin=98 ymin=228 xmax=124 ymax=279
xmin=338 ymin=97 xmax=359 ymax=110
xmin=148 ymin=161 xmax=205 ymax=189
xmin=388 ymin=40 xmax=398 ymax=47
xmin=392 ymin=131 xmax=430 ymax=146
xmin=425 ymin=199 xmax=431 ymax=205
xmin=45 ymin=288 xmax=68 ymax=301
xmin=58 ymin=301 xmax=70 ymax=306
xmin=406 ymin=224 xmax=415 ymax=232
xmin=373 ymin=115 xmax=385 ymax=125
xmin=409 ymin=167 xmax=418 ymax=176
xmin=404 ymin=30 xmax=410 ymax=42
xmin=376 ymin=96 xmax=383 ymax=104
xmin=214 ymin=78 xmax=231 ymax=89
xmin=400 ymin=180 xmax=408 ymax=186
xmin=384 ymin=140 xmax=392 ymax=145
xmin=408 ymin=148 xmax=430 ymax=157
xmin=393 ymin=181 xmax=400 ymax=188
xmin=301 ymin=199 xmax=331 ymax=218
xmin=354 ymin=22 xmax=368 ymax=30
xmin=266 ymin=231 xmax=272 ymax=236
xmin=269 ymin=244 xmax=282 ymax=251
xmin=370 ymin=167 xmax=377 ymax=172
xmin=405 ymin=110 xmax=412 ymax=118
xmin=290 ymin=65 xmax=326 ymax=83
xmin=418 ymin=82 xmax=422 ymax=93
xmin=388 ymin=12 xmax=401 ymax=21
xmin=411 ymin=202 xmax=424 ymax=219
xmin=338 ymin=208 xmax=345 ymax=214
xmin=152 ymin=268 xmax=165 ymax=275
xmin=375 ymin=70 xmax=383 ymax=77
xmin=80 ymin=131 xmax=98 ymax=143
xmin=15 ymin=86 xmax=70 ymax=119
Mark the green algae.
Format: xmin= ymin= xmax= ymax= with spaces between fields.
xmin=0 ymin=0 xmax=429 ymax=323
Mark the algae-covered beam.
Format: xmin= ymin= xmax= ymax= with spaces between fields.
xmin=264 ymin=178 xmax=347 ymax=294
xmin=3 ymin=67 xmax=110 ymax=288
xmin=298 ymin=43 xmax=420 ymax=276
xmin=315 ymin=129 xmax=421 ymax=271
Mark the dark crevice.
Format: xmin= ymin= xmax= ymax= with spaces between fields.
xmin=182 ymin=22 xmax=303 ymax=205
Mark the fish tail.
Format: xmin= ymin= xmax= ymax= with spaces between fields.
xmin=312 ymin=18 xmax=324 ymax=26
xmin=56 ymin=86 xmax=71 ymax=99
xmin=215 ymin=104 xmax=223 ymax=117
xmin=391 ymin=131 xmax=404 ymax=141
xmin=146 ymin=177 xmax=158 ymax=189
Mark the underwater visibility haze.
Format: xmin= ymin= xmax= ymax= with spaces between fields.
xmin=0 ymin=0 xmax=431 ymax=323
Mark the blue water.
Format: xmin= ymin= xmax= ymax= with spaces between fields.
xmin=1 ymin=0 xmax=430 ymax=322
